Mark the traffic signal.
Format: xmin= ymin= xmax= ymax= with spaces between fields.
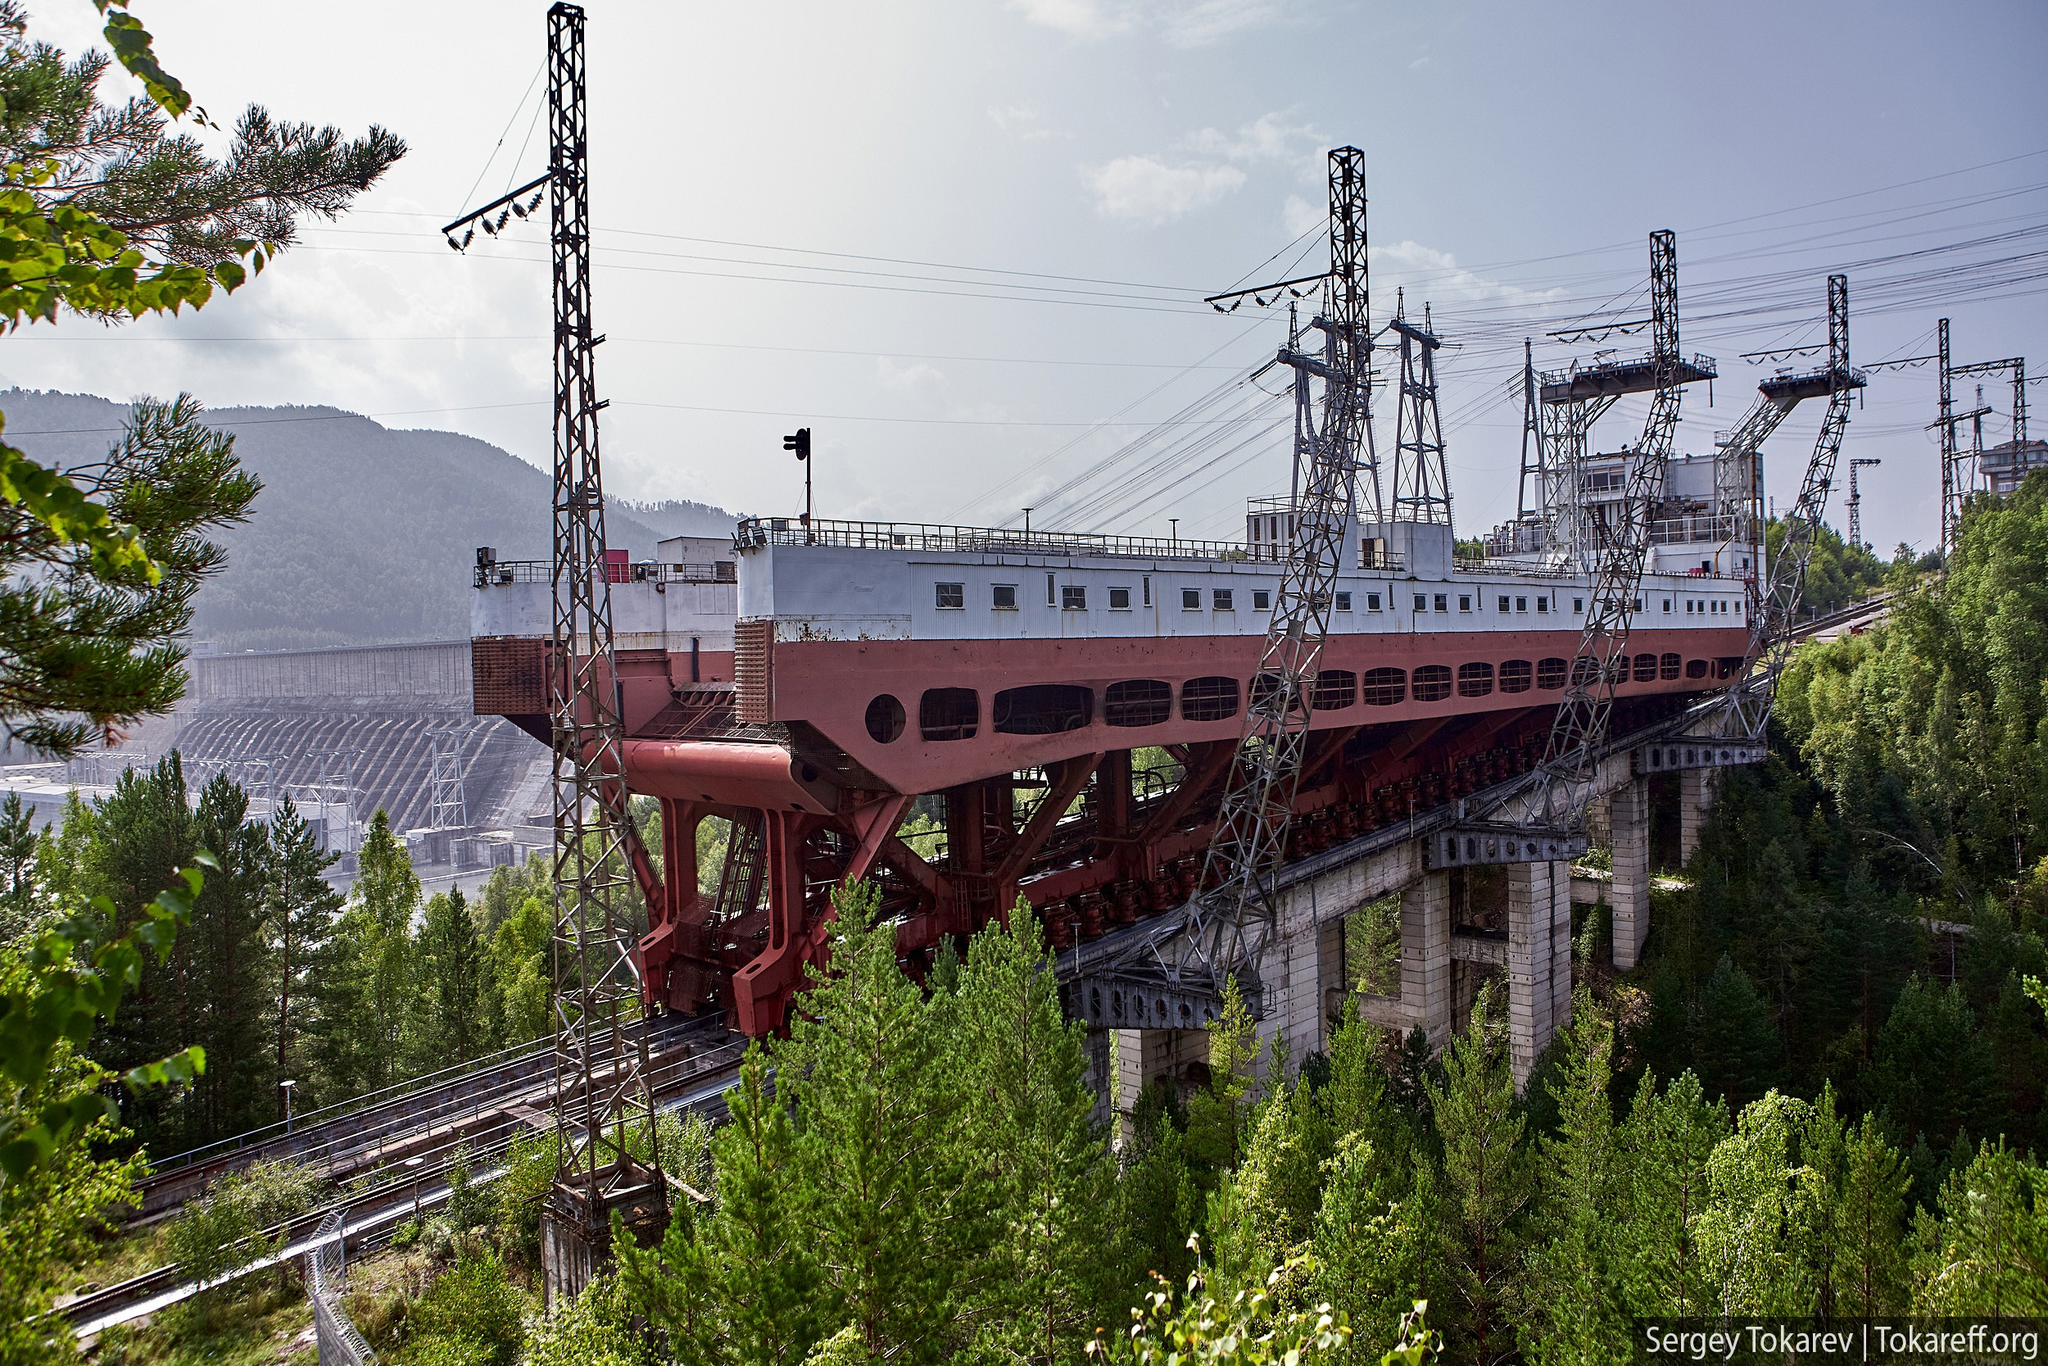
xmin=783 ymin=427 xmax=811 ymax=461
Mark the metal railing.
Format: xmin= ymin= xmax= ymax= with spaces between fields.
xmin=475 ymin=559 xmax=736 ymax=588
xmin=735 ymin=516 xmax=1283 ymax=563
xmin=1647 ymin=513 xmax=1751 ymax=547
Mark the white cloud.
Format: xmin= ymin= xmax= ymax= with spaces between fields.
xmin=875 ymin=357 xmax=945 ymax=392
xmin=1368 ymin=240 xmax=1566 ymax=311
xmin=1188 ymin=110 xmax=1323 ymax=176
xmin=1005 ymin=0 xmax=1134 ymax=40
xmin=1080 ymin=155 xmax=1247 ymax=224
xmin=987 ymin=104 xmax=1064 ymax=141
xmin=1007 ymin=0 xmax=1301 ymax=46
xmin=1159 ymin=0 xmax=1295 ymax=48
xmin=1281 ymin=193 xmax=1323 ymax=237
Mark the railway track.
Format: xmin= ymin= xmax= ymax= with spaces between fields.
xmin=64 ymin=1017 xmax=748 ymax=1336
xmin=129 ymin=1012 xmax=717 ymax=1225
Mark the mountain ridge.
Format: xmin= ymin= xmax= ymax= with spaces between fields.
xmin=1 ymin=389 xmax=736 ymax=651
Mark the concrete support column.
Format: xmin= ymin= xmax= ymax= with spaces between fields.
xmin=1610 ymin=778 xmax=1651 ymax=970
xmin=1678 ymin=768 xmax=1715 ymax=866
xmin=1503 ymin=858 xmax=1578 ymax=1088
xmin=1399 ymin=871 xmax=1453 ymax=1047
xmin=1549 ymin=859 xmax=1573 ymax=1041
xmin=1506 ymin=860 xmax=1556 ymax=1087
xmin=1113 ymin=1028 xmax=1147 ymax=1146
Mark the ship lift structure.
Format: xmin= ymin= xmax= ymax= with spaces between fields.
xmin=455 ymin=30 xmax=1881 ymax=1226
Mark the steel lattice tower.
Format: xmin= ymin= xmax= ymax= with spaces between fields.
xmin=1390 ymin=295 xmax=1452 ymax=529
xmin=434 ymin=0 xmax=670 ymax=1301
xmin=1847 ymin=458 xmax=1880 ymax=549
xmin=540 ymin=2 xmax=665 ymax=1301
xmin=1183 ymin=146 xmax=1370 ymax=1006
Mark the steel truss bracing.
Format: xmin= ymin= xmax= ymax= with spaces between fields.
xmin=1683 ymin=275 xmax=1865 ymax=754
xmin=1446 ymin=232 xmax=1694 ymax=865
xmin=1847 ymin=458 xmax=1881 ymax=549
xmin=426 ymin=725 xmax=468 ymax=830
xmin=1937 ymin=324 xmax=2026 ymax=560
xmin=1513 ymin=339 xmax=1547 ymax=535
xmin=1077 ymin=147 xmax=1370 ymax=1016
xmin=445 ymin=1 xmax=663 ymax=1299
xmin=1390 ymin=295 xmax=1452 ymax=528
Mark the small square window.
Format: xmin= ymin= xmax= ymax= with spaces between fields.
xmin=1062 ymin=585 xmax=1087 ymax=611
xmin=1335 ymin=591 xmax=1352 ymax=611
xmin=1536 ymin=596 xmax=1548 ymax=613
xmin=1252 ymin=589 xmax=1271 ymax=611
xmin=1515 ymin=596 xmax=1527 ymax=613
xmin=1497 ymin=595 xmax=1510 ymax=613
xmin=992 ymin=584 xmax=1017 ymax=610
xmin=1433 ymin=593 xmax=1449 ymax=613
xmin=1182 ymin=588 xmax=1201 ymax=610
xmin=935 ymin=582 xmax=964 ymax=609
xmin=1109 ymin=586 xmax=1132 ymax=610
xmin=1366 ymin=592 xmax=1382 ymax=611
xmin=1213 ymin=588 xmax=1234 ymax=611
xmin=1458 ymin=594 xmax=1472 ymax=612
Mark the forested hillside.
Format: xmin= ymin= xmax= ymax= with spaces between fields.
xmin=0 ymin=390 xmax=735 ymax=651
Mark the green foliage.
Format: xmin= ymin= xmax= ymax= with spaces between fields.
xmin=410 ymin=1247 xmax=528 ymax=1366
xmin=0 ymin=846 xmax=207 ymax=1181
xmin=1426 ymin=981 xmax=1530 ymax=1364
xmin=523 ymin=1272 xmax=644 ymax=1366
xmin=161 ymin=1157 xmax=320 ymax=1294
xmin=1 ymin=396 xmax=259 ymax=755
xmin=1087 ymin=1250 xmax=1440 ymax=1365
xmin=1912 ymin=1139 xmax=2048 ymax=1315
xmin=1763 ymin=515 xmax=1887 ymax=620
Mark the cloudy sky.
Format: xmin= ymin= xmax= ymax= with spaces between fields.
xmin=6 ymin=0 xmax=2043 ymax=554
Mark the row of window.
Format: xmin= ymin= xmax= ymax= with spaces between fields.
xmin=863 ymin=653 xmax=1728 ymax=744
xmin=941 ymin=579 xmax=1739 ymax=621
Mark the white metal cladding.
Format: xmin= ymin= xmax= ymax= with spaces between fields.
xmin=731 ymin=541 xmax=1750 ymax=644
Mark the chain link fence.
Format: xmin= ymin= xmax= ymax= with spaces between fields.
xmin=306 ymin=1211 xmax=378 ymax=1366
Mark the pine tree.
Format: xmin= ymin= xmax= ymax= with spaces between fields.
xmin=411 ymin=887 xmax=491 ymax=1070
xmin=952 ymin=904 xmax=1114 ymax=1365
xmin=1185 ymin=975 xmax=1260 ymax=1178
xmin=83 ymin=754 xmax=197 ymax=1149
xmin=621 ymin=1045 xmax=823 ymax=1366
xmin=314 ymin=809 xmax=418 ymax=1096
xmin=1518 ymin=991 xmax=1628 ymax=1364
xmin=267 ymin=796 xmax=341 ymax=1112
xmin=182 ymin=771 xmax=275 ymax=1146
xmin=780 ymin=881 xmax=967 ymax=1364
xmin=1694 ymin=954 xmax=1781 ymax=1110
xmin=1613 ymin=1070 xmax=1727 ymax=1319
xmin=1831 ymin=1115 xmax=1911 ymax=1315
xmin=0 ymin=790 xmax=34 ymax=942
xmin=1912 ymin=1140 xmax=2048 ymax=1315
xmin=1870 ymin=975 xmax=1995 ymax=1149
xmin=1427 ymin=981 xmax=1533 ymax=1365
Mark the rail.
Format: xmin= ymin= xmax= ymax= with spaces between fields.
xmin=65 ymin=1023 xmax=751 ymax=1335
xmin=735 ymin=516 xmax=1284 ymax=563
xmin=474 ymin=559 xmax=736 ymax=588
xmin=133 ymin=1014 xmax=715 ymax=1221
